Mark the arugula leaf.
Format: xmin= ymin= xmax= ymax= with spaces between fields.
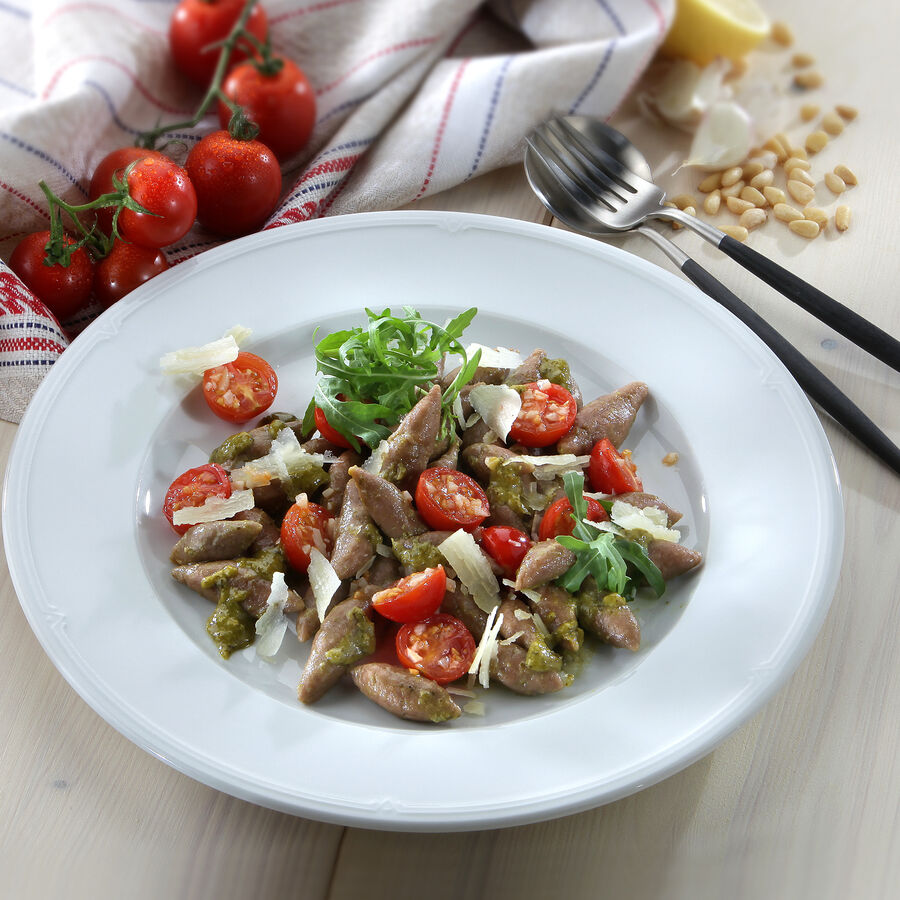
xmin=615 ymin=539 xmax=666 ymax=598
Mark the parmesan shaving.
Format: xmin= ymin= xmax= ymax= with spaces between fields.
xmin=172 ymin=488 xmax=255 ymax=526
xmin=610 ymin=500 xmax=681 ymax=543
xmin=467 ymin=384 xmax=522 ymax=442
xmin=463 ymin=343 xmax=523 ymax=369
xmin=362 ymin=439 xmax=389 ymax=475
xmin=232 ymin=428 xmax=324 ymax=489
xmin=308 ymin=548 xmax=342 ymax=622
xmin=438 ymin=530 xmax=500 ymax=613
xmin=501 ymin=453 xmax=589 ymax=480
xmin=159 ymin=325 xmax=251 ymax=375
xmin=468 ymin=606 xmax=504 ymax=689
xmin=463 ymin=700 xmax=486 ymax=716
xmin=255 ymin=571 xmax=289 ymax=660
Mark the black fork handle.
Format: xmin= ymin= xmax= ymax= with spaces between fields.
xmin=681 ymin=257 xmax=900 ymax=475
xmin=718 ymin=235 xmax=900 ymax=372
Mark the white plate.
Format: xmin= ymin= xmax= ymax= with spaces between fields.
xmin=2 ymin=211 xmax=843 ymax=831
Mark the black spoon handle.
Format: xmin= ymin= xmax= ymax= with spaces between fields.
xmin=717 ymin=235 xmax=900 ymax=372
xmin=681 ymin=257 xmax=900 ymax=475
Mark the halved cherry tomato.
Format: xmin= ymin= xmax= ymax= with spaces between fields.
xmin=372 ymin=566 xmax=447 ymax=623
xmin=395 ymin=613 xmax=477 ymax=684
xmin=538 ymin=494 xmax=608 ymax=541
xmin=280 ymin=500 xmax=333 ymax=573
xmin=480 ymin=525 xmax=532 ymax=578
xmin=415 ymin=467 xmax=490 ymax=532
xmin=508 ymin=380 xmax=577 ymax=448
xmin=589 ymin=438 xmax=643 ymax=495
xmin=313 ymin=406 xmax=352 ymax=449
xmin=202 ymin=351 xmax=278 ymax=424
xmin=163 ymin=463 xmax=231 ymax=535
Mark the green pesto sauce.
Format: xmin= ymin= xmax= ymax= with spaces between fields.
xmin=382 ymin=459 xmax=407 ymax=486
xmin=209 ymin=431 xmax=254 ymax=465
xmin=391 ymin=536 xmax=443 ymax=571
xmin=235 ymin=546 xmax=285 ymax=580
xmin=538 ymin=357 xmax=575 ymax=393
xmin=487 ymin=463 xmax=530 ymax=517
xmin=525 ymin=633 xmax=563 ymax=672
xmin=206 ymin=587 xmax=255 ymax=659
xmin=417 ymin=688 xmax=456 ymax=724
xmin=324 ymin=606 xmax=375 ymax=666
xmin=283 ymin=462 xmax=329 ymax=500
xmin=553 ymin=618 xmax=583 ymax=651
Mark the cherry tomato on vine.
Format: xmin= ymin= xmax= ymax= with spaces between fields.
xmin=588 ymin=438 xmax=643 ymax=495
xmin=508 ymin=380 xmax=578 ymax=448
xmin=538 ymin=494 xmax=608 ymax=541
xmin=280 ymin=500 xmax=333 ymax=574
xmin=163 ymin=463 xmax=232 ymax=534
xmin=9 ymin=231 xmax=94 ymax=321
xmin=218 ymin=57 xmax=316 ymax=161
xmin=117 ymin=156 xmax=197 ymax=249
xmin=395 ymin=614 xmax=477 ymax=685
xmin=185 ymin=131 xmax=281 ymax=237
xmin=480 ymin=525 xmax=532 ymax=579
xmin=415 ymin=467 xmax=490 ymax=532
xmin=202 ymin=351 xmax=278 ymax=423
xmin=169 ymin=0 xmax=269 ymax=87
xmin=372 ymin=566 xmax=447 ymax=624
xmin=88 ymin=147 xmax=168 ymax=236
xmin=94 ymin=240 xmax=169 ymax=309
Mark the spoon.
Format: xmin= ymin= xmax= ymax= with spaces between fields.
xmin=524 ymin=115 xmax=900 ymax=475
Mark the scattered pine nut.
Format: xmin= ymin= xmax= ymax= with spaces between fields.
xmin=662 ymin=452 xmax=679 ymax=466
xmin=742 ymin=161 xmax=765 ymax=180
xmin=794 ymin=70 xmax=824 ymax=89
xmin=783 ymin=156 xmax=811 ymax=174
xmin=791 ymin=168 xmax=817 ymax=189
xmin=683 ymin=206 xmax=697 ymax=217
xmin=720 ymin=179 xmax=746 ymax=198
xmin=703 ymin=189 xmax=722 ymax=215
xmin=792 ymin=52 xmax=816 ymax=67
xmin=800 ymin=103 xmax=820 ymax=122
xmin=803 ymin=207 xmax=828 ymax=229
xmin=721 ymin=225 xmax=749 ymax=242
xmin=789 ymin=218 xmax=820 ymax=238
xmin=787 ymin=179 xmax=816 ymax=205
xmin=775 ymin=133 xmax=792 ymax=154
xmin=805 ymin=130 xmax=829 ymax=154
xmin=835 ymin=205 xmax=851 ymax=232
xmin=834 ymin=164 xmax=858 ymax=185
xmin=739 ymin=208 xmax=767 ymax=230
xmin=821 ymin=112 xmax=845 ymax=136
xmin=763 ymin=136 xmax=788 ymax=162
xmin=741 ymin=185 xmax=767 ymax=207
xmin=671 ymin=193 xmax=698 ymax=210
xmin=749 ymin=170 xmax=774 ymax=190
xmin=824 ymin=172 xmax=847 ymax=194
xmin=835 ymin=104 xmax=859 ymax=121
xmin=791 ymin=146 xmax=809 ymax=162
xmin=774 ymin=202 xmax=804 ymax=223
xmin=771 ymin=21 xmax=794 ymax=46
xmin=698 ymin=172 xmax=721 ymax=193
xmin=763 ymin=186 xmax=787 ymax=206
xmin=728 ymin=58 xmax=748 ymax=80
xmin=726 ymin=196 xmax=755 ymax=214
xmin=721 ymin=166 xmax=743 ymax=188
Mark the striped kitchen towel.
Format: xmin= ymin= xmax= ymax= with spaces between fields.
xmin=0 ymin=0 xmax=673 ymax=423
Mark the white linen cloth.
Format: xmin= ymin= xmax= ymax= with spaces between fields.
xmin=0 ymin=0 xmax=673 ymax=422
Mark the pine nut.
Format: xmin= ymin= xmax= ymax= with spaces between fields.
xmin=726 ymin=196 xmax=755 ymax=214
xmin=805 ymin=131 xmax=829 ymax=154
xmin=671 ymin=193 xmax=698 ymax=210
xmin=792 ymin=52 xmax=815 ymax=67
xmin=753 ymin=151 xmax=778 ymax=170
xmin=835 ymin=205 xmax=851 ymax=232
xmin=835 ymin=104 xmax=859 ymax=121
xmin=803 ymin=207 xmax=828 ymax=229
xmin=698 ymin=172 xmax=721 ymax=193
xmin=790 ymin=147 xmax=809 ymax=162
xmin=824 ymin=172 xmax=846 ymax=194
xmin=834 ymin=164 xmax=858 ymax=186
xmin=789 ymin=219 xmax=820 ymax=238
xmin=794 ymin=70 xmax=824 ymax=89
xmin=741 ymin=185 xmax=767 ymax=207
xmin=800 ymin=103 xmax=820 ymax=122
xmin=742 ymin=161 xmax=765 ymax=180
xmin=784 ymin=156 xmax=811 ymax=174
xmin=721 ymin=225 xmax=749 ymax=242
xmin=720 ymin=179 xmax=746 ymax=198
xmin=774 ymin=202 xmax=804 ymax=223
xmin=776 ymin=133 xmax=792 ymax=154
xmin=763 ymin=186 xmax=787 ymax=206
xmin=703 ymin=189 xmax=722 ymax=215
xmin=721 ymin=166 xmax=744 ymax=187
xmin=787 ymin=180 xmax=815 ymax=205
xmin=728 ymin=58 xmax=748 ymax=79
xmin=771 ymin=21 xmax=794 ymax=46
xmin=791 ymin=168 xmax=817 ymax=188
xmin=739 ymin=208 xmax=767 ymax=230
xmin=749 ymin=170 xmax=775 ymax=190
xmin=763 ymin=137 xmax=788 ymax=162
xmin=683 ymin=206 xmax=697 ymax=217
xmin=821 ymin=112 xmax=845 ymax=136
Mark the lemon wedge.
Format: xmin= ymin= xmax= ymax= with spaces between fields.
xmin=661 ymin=0 xmax=770 ymax=65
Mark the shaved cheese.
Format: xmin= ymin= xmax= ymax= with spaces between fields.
xmin=362 ymin=439 xmax=389 ymax=475
xmin=172 ymin=488 xmax=255 ymax=526
xmin=513 ymin=608 xmax=532 ymax=620
xmin=160 ymin=325 xmax=251 ymax=375
xmin=438 ymin=530 xmax=500 ymax=613
xmin=308 ymin=548 xmax=341 ymax=622
xmin=255 ymin=571 xmax=289 ymax=660
xmin=468 ymin=607 xmax=504 ymax=688
xmin=500 ymin=631 xmax=524 ymax=645
xmin=463 ymin=700 xmax=486 ymax=716
xmin=233 ymin=428 xmax=324 ymax=489
xmin=464 ymin=343 xmax=523 ymax=369
xmin=684 ymin=100 xmax=753 ymax=171
xmin=610 ymin=500 xmax=681 ymax=543
xmin=452 ymin=392 xmax=467 ymax=431
xmin=467 ymin=384 xmax=521 ymax=442
xmin=502 ymin=453 xmax=589 ymax=481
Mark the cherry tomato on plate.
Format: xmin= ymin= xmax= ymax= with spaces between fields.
xmin=480 ymin=525 xmax=532 ymax=579
xmin=281 ymin=500 xmax=333 ymax=573
xmin=395 ymin=613 xmax=477 ymax=684
xmin=94 ymin=240 xmax=169 ymax=309
xmin=218 ymin=58 xmax=316 ymax=161
xmin=202 ymin=351 xmax=278 ymax=424
xmin=185 ymin=130 xmax=282 ymax=237
xmin=313 ymin=406 xmax=352 ymax=449
xmin=9 ymin=231 xmax=94 ymax=321
xmin=415 ymin=467 xmax=490 ymax=532
xmin=372 ymin=566 xmax=447 ymax=624
xmin=163 ymin=463 xmax=232 ymax=535
xmin=589 ymin=438 xmax=643 ymax=495
xmin=508 ymin=380 xmax=578 ymax=448
xmin=538 ymin=494 xmax=608 ymax=541
xmin=118 ymin=156 xmax=197 ymax=249
xmin=169 ymin=0 xmax=269 ymax=86
xmin=88 ymin=147 xmax=168 ymax=236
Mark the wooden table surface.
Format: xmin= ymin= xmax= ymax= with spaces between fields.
xmin=2 ymin=1 xmax=898 ymax=897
